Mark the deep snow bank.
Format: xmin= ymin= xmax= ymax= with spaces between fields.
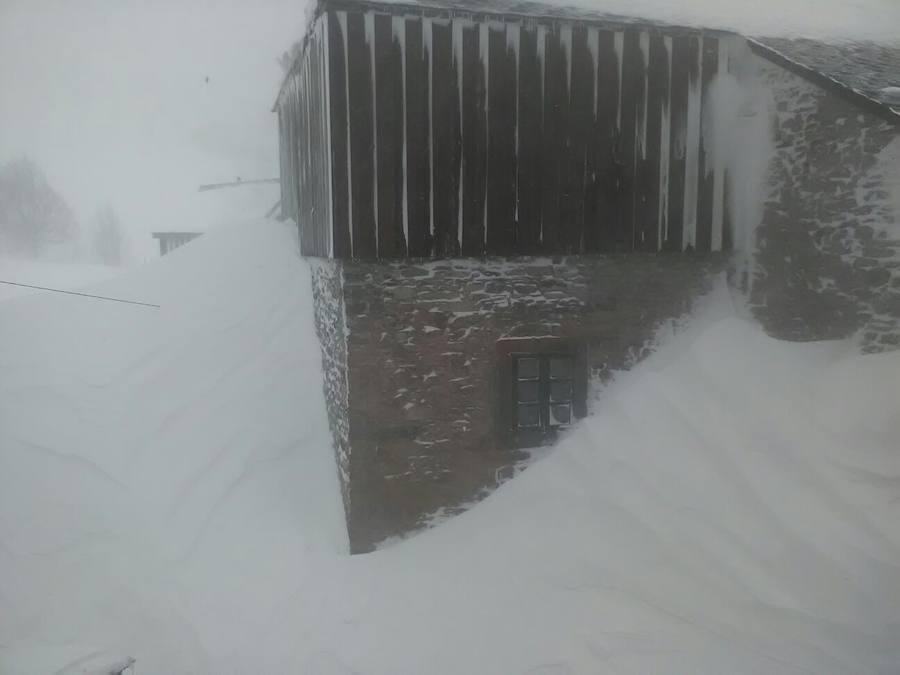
xmin=257 ymin=288 xmax=900 ymax=674
xmin=1 ymin=219 xmax=899 ymax=673
xmin=0 ymin=219 xmax=347 ymax=673
xmin=0 ymin=258 xmax=125 ymax=302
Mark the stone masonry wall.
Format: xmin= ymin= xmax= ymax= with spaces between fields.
xmin=752 ymin=56 xmax=900 ymax=351
xmin=309 ymin=259 xmax=352 ymax=520
xmin=340 ymin=255 xmax=722 ymax=552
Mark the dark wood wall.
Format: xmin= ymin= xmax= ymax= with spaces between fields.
xmin=276 ymin=18 xmax=332 ymax=257
xmin=278 ymin=6 xmax=736 ymax=259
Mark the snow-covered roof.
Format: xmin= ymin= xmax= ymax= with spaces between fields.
xmin=278 ymin=0 xmax=900 ymax=124
xmin=755 ymin=37 xmax=900 ymax=116
xmin=322 ymin=0 xmax=732 ymax=34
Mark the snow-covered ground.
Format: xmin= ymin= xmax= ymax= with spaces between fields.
xmin=0 ymin=258 xmax=125 ymax=303
xmin=1 ymin=219 xmax=898 ymax=674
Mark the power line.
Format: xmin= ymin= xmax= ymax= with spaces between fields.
xmin=0 ymin=280 xmax=160 ymax=308
xmin=198 ymin=178 xmax=279 ymax=192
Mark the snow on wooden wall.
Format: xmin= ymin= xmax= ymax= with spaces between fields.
xmin=277 ymin=17 xmax=333 ymax=257
xmin=278 ymin=3 xmax=739 ymax=259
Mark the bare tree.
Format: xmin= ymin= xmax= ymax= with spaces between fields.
xmin=0 ymin=157 xmax=78 ymax=257
xmin=91 ymin=204 xmax=129 ymax=266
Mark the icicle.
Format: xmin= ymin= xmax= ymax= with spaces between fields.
xmin=588 ymin=27 xmax=599 ymax=114
xmin=394 ymin=15 xmax=408 ymax=255
xmin=508 ymin=22 xmax=520 ymax=223
xmin=425 ymin=18 xmax=434 ymax=239
xmin=536 ymin=24 xmax=546 ymax=103
xmin=338 ymin=11 xmax=353 ymax=253
xmin=658 ymin=36 xmax=672 ymax=249
xmin=682 ymin=36 xmax=703 ymax=251
xmin=639 ymin=32 xmax=650 ymax=160
xmin=560 ymin=23 xmax=572 ymax=94
xmin=365 ymin=11 xmax=378 ymax=253
xmin=322 ymin=15 xmax=335 ymax=256
xmin=710 ymin=37 xmax=729 ymax=252
xmin=454 ymin=19 xmax=466 ymax=250
xmin=480 ymin=22 xmax=490 ymax=248
xmin=613 ymin=31 xmax=624 ymax=129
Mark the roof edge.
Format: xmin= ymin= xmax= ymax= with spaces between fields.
xmin=748 ymin=38 xmax=900 ymax=127
xmin=319 ymin=0 xmax=737 ymax=37
xmin=271 ymin=3 xmax=326 ymax=113
xmin=272 ymin=0 xmax=739 ymax=112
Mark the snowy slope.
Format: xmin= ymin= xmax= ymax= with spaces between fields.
xmin=0 ymin=220 xmax=348 ymax=673
xmin=1 ymin=220 xmax=899 ymax=673
xmin=0 ymin=258 xmax=124 ymax=303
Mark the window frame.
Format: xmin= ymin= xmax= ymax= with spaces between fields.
xmin=495 ymin=337 xmax=587 ymax=449
xmin=514 ymin=353 xmax=576 ymax=432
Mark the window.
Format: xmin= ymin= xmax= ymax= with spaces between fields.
xmin=496 ymin=337 xmax=585 ymax=449
xmin=514 ymin=354 xmax=575 ymax=432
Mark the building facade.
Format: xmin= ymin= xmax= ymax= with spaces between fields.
xmin=276 ymin=0 xmax=900 ymax=552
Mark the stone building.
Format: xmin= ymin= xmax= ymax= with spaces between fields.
xmin=274 ymin=0 xmax=900 ymax=552
xmin=745 ymin=38 xmax=900 ymax=351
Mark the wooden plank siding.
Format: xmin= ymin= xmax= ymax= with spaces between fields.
xmin=695 ymin=36 xmax=718 ymax=253
xmin=431 ymin=21 xmax=462 ymax=257
xmin=485 ymin=24 xmax=518 ymax=254
xmin=404 ymin=17 xmax=430 ymax=257
xmin=588 ymin=29 xmax=619 ymax=253
xmin=275 ymin=7 xmax=736 ymax=259
xmin=327 ymin=11 xmax=352 ymax=258
xmin=374 ymin=14 xmax=406 ymax=257
xmin=276 ymin=17 xmax=332 ymax=257
xmin=515 ymin=24 xmax=541 ymax=252
xmin=461 ymin=23 xmax=488 ymax=256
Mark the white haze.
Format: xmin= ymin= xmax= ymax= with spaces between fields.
xmin=1 ymin=0 xmax=898 ymax=261
xmin=0 ymin=0 xmax=301 ymax=261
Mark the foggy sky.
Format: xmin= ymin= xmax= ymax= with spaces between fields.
xmin=0 ymin=0 xmax=303 ymax=259
xmin=1 ymin=0 xmax=897 ymax=260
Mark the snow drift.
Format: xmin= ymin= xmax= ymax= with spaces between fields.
xmin=1 ymin=219 xmax=898 ymax=673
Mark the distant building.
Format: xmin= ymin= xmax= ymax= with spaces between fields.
xmin=275 ymin=0 xmax=900 ymax=552
xmin=152 ymin=232 xmax=202 ymax=256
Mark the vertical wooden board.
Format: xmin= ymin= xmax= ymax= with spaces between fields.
xmin=640 ymin=32 xmax=667 ymax=252
xmin=297 ymin=69 xmax=311 ymax=254
xmin=346 ymin=12 xmax=377 ymax=258
xmin=307 ymin=42 xmax=321 ymax=254
xmin=431 ymin=21 xmax=461 ymax=257
xmin=288 ymin=78 xmax=299 ymax=225
xmin=722 ymin=172 xmax=733 ymax=251
xmin=461 ymin=23 xmax=487 ymax=256
xmin=486 ymin=24 xmax=517 ymax=254
xmin=617 ymin=29 xmax=644 ymax=251
xmin=567 ymin=24 xmax=594 ymax=253
xmin=310 ymin=33 xmax=330 ymax=256
xmin=516 ymin=24 xmax=542 ymax=252
xmin=540 ymin=27 xmax=566 ymax=253
xmin=588 ymin=30 xmax=618 ymax=252
xmin=665 ymin=35 xmax=691 ymax=251
xmin=374 ymin=14 xmax=405 ymax=257
xmin=284 ymin=81 xmax=297 ymax=227
xmin=404 ymin=17 xmax=429 ymax=257
xmin=327 ymin=11 xmax=351 ymax=258
xmin=695 ymin=36 xmax=718 ymax=252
